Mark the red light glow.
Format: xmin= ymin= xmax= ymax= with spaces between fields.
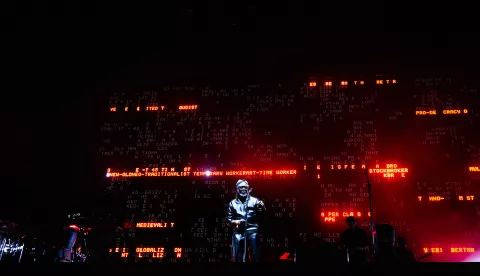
xmin=415 ymin=110 xmax=437 ymax=116
xmin=423 ymin=247 xmax=443 ymax=253
xmin=415 ymin=109 xmax=468 ymax=116
xmin=106 ymin=167 xmax=296 ymax=178
xmin=146 ymin=105 xmax=165 ymax=111
xmin=174 ymin=247 xmax=182 ymax=258
xmin=110 ymin=247 xmax=183 ymax=258
xmin=136 ymin=247 xmax=164 ymax=258
xmin=451 ymin=248 xmax=475 ymax=253
xmin=423 ymin=247 xmax=475 ymax=254
xmin=136 ymin=222 xmax=174 ymax=228
xmin=328 ymin=163 xmax=409 ymax=178
xmin=321 ymin=211 xmax=370 ymax=223
xmin=428 ymin=196 xmax=445 ymax=202
xmin=368 ymin=163 xmax=409 ymax=178
xmin=68 ymin=225 xmax=80 ymax=231
xmin=458 ymin=195 xmax=475 ymax=201
xmin=179 ymin=105 xmax=197 ymax=110
xmin=418 ymin=195 xmax=475 ymax=201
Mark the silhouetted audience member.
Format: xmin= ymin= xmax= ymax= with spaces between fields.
xmin=396 ymin=237 xmax=415 ymax=263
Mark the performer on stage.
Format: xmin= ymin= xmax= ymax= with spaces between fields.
xmin=339 ymin=216 xmax=369 ymax=264
xmin=227 ymin=179 xmax=266 ymax=263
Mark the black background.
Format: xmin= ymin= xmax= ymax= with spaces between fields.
xmin=3 ymin=2 xmax=480 ymax=228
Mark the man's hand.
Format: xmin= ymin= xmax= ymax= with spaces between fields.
xmin=256 ymin=200 xmax=266 ymax=211
xmin=233 ymin=219 xmax=245 ymax=226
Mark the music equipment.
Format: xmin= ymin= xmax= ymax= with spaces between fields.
xmin=417 ymin=252 xmax=432 ymax=261
xmin=364 ymin=168 xmax=375 ymax=254
xmin=242 ymin=188 xmax=251 ymax=262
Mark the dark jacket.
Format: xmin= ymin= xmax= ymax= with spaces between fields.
xmin=227 ymin=196 xmax=264 ymax=233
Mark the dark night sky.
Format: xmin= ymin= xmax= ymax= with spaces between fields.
xmin=2 ymin=3 xmax=479 ymax=225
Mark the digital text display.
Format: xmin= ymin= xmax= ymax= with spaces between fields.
xmin=101 ymin=76 xmax=480 ymax=262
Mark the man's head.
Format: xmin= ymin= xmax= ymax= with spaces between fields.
xmin=397 ymin=237 xmax=407 ymax=248
xmin=346 ymin=216 xmax=357 ymax=228
xmin=236 ymin=179 xmax=249 ymax=198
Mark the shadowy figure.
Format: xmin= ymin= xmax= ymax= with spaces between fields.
xmin=396 ymin=237 xmax=415 ymax=263
xmin=339 ymin=216 xmax=369 ymax=265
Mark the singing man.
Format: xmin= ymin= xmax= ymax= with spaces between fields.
xmin=227 ymin=179 xmax=266 ymax=262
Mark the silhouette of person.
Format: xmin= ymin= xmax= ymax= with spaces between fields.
xmin=396 ymin=237 xmax=415 ymax=263
xmin=339 ymin=216 xmax=369 ymax=264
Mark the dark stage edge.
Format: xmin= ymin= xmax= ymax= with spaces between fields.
xmin=3 ymin=263 xmax=480 ymax=275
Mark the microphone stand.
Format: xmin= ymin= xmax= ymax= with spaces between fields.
xmin=242 ymin=189 xmax=252 ymax=263
xmin=364 ymin=168 xmax=375 ymax=257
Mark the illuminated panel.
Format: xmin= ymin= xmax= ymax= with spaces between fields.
xmin=415 ymin=110 xmax=437 ymax=116
xmin=136 ymin=222 xmax=175 ymax=228
xmin=451 ymin=248 xmax=475 ymax=253
xmin=146 ymin=105 xmax=165 ymax=111
xmin=136 ymin=247 xmax=164 ymax=258
xmin=423 ymin=247 xmax=443 ymax=253
xmin=109 ymin=248 xmax=129 ymax=258
xmin=469 ymin=166 xmax=479 ymax=172
xmin=110 ymin=247 xmax=127 ymax=253
xmin=309 ymin=82 xmax=317 ymax=87
xmin=179 ymin=105 xmax=198 ymax=110
xmin=428 ymin=196 xmax=445 ymax=202
xmin=415 ymin=109 xmax=468 ymax=116
xmin=340 ymin=81 xmax=348 ymax=86
xmin=442 ymin=109 xmax=463 ymax=115
xmin=106 ymin=167 xmax=297 ymax=178
xmin=419 ymin=195 xmax=476 ymax=201
xmin=328 ymin=163 xmax=409 ymax=178
xmin=321 ymin=211 xmax=371 ymax=223
xmin=174 ymin=247 xmax=182 ymax=258
xmin=110 ymin=107 xmax=116 ymax=112
xmin=324 ymin=81 xmax=332 ymax=87
xmin=330 ymin=164 xmax=364 ymax=170
xmin=458 ymin=195 xmax=475 ymax=201
xmin=368 ymin=164 xmax=409 ymax=178
xmin=422 ymin=247 xmax=476 ymax=254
